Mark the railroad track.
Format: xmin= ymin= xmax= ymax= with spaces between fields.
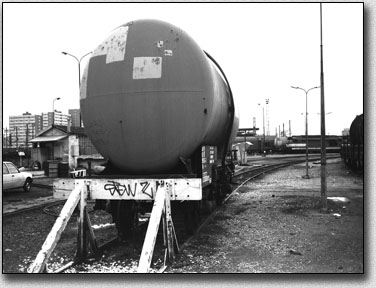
xmin=53 ymin=154 xmax=340 ymax=273
xmin=166 ymin=154 xmax=341 ymax=272
xmin=8 ymin=154 xmax=340 ymax=273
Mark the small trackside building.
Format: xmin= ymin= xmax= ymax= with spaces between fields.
xmin=29 ymin=124 xmax=103 ymax=176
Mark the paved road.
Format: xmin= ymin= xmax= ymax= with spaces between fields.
xmin=3 ymin=175 xmax=57 ymax=215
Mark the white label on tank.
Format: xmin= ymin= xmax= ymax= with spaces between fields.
xmin=164 ymin=50 xmax=173 ymax=56
xmin=92 ymin=26 xmax=128 ymax=63
xmin=157 ymin=40 xmax=164 ymax=48
xmin=132 ymin=57 xmax=162 ymax=79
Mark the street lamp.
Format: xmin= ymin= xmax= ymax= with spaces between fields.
xmin=258 ymin=103 xmax=266 ymax=155
xmin=291 ymin=85 xmax=319 ymax=178
xmin=52 ymin=97 xmax=61 ymax=125
xmin=61 ymin=51 xmax=92 ymax=87
xmin=62 ymin=51 xmax=92 ymax=127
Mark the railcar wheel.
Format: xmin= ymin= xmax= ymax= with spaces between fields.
xmin=215 ymin=181 xmax=231 ymax=206
xmin=184 ymin=201 xmax=201 ymax=235
xmin=110 ymin=200 xmax=138 ymax=242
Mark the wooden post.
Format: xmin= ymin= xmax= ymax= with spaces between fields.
xmin=28 ymin=184 xmax=83 ymax=273
xmin=81 ymin=184 xmax=87 ymax=257
xmin=137 ymin=185 xmax=167 ymax=273
xmin=164 ymin=188 xmax=175 ymax=263
xmin=75 ymin=184 xmax=87 ymax=260
xmin=84 ymin=208 xmax=98 ymax=252
xmin=162 ymin=184 xmax=178 ymax=267
xmin=162 ymin=204 xmax=168 ymax=267
xmin=137 ymin=182 xmax=179 ymax=272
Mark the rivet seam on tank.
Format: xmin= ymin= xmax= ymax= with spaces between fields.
xmin=92 ymin=26 xmax=128 ymax=64
xmin=133 ymin=57 xmax=162 ymax=79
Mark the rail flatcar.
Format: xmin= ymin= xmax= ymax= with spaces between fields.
xmin=341 ymin=114 xmax=363 ymax=170
xmin=80 ymin=19 xmax=239 ymax=237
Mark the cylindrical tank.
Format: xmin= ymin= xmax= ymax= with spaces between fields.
xmin=349 ymin=114 xmax=364 ymax=145
xmin=80 ymin=19 xmax=238 ymax=174
xmin=274 ymin=137 xmax=288 ymax=150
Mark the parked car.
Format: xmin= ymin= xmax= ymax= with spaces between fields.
xmin=3 ymin=161 xmax=33 ymax=192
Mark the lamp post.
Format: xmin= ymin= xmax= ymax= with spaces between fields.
xmin=258 ymin=103 xmax=265 ymax=155
xmin=61 ymin=51 xmax=92 ymax=87
xmin=291 ymin=85 xmax=319 ymax=178
xmin=52 ymin=97 xmax=61 ymax=125
xmin=62 ymin=51 xmax=92 ymax=127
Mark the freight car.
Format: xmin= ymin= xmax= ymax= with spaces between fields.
xmin=234 ymin=135 xmax=277 ymax=154
xmin=234 ymin=135 xmax=341 ymax=155
xmin=282 ymin=135 xmax=341 ymax=154
xmin=341 ymin=114 xmax=363 ymax=170
xmin=79 ymin=19 xmax=239 ymax=238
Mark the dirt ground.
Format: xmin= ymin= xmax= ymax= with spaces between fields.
xmin=167 ymin=158 xmax=364 ymax=273
xmin=2 ymin=158 xmax=364 ymax=275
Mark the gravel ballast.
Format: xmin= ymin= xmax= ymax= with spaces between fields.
xmin=167 ymin=158 xmax=363 ymax=273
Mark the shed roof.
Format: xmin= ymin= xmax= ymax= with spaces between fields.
xmin=29 ymin=135 xmax=68 ymax=143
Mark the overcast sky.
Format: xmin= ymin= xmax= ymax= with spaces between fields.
xmin=3 ymin=2 xmax=364 ymax=136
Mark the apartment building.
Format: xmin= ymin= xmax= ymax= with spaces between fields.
xmin=42 ymin=111 xmax=71 ymax=129
xmin=7 ymin=112 xmax=43 ymax=148
xmin=68 ymin=109 xmax=81 ymax=127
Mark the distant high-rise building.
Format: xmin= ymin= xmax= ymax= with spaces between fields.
xmin=42 ymin=111 xmax=71 ymax=129
xmin=35 ymin=115 xmax=43 ymax=135
xmin=68 ymin=109 xmax=81 ymax=127
xmin=8 ymin=112 xmax=42 ymax=148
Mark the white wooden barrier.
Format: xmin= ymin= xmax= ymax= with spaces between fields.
xmin=53 ymin=178 xmax=202 ymax=201
xmin=28 ymin=177 xmax=201 ymax=273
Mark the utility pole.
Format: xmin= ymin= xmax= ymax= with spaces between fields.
xmin=253 ymin=117 xmax=256 ymax=136
xmin=5 ymin=128 xmax=8 ymax=148
xmin=320 ymin=3 xmax=328 ymax=212
xmin=15 ymin=127 xmax=18 ymax=149
xmin=31 ymin=123 xmax=35 ymax=139
xmin=258 ymin=103 xmax=265 ymax=154
xmin=262 ymin=106 xmax=265 ymax=153
xmin=26 ymin=123 xmax=29 ymax=148
xmin=265 ymin=98 xmax=270 ymax=136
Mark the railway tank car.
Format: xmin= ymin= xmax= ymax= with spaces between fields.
xmin=80 ymin=19 xmax=239 ymax=237
xmin=80 ymin=19 xmax=238 ymax=174
xmin=341 ymin=114 xmax=363 ymax=170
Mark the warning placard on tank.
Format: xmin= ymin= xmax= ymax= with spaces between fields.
xmin=133 ymin=57 xmax=162 ymax=79
xmin=92 ymin=26 xmax=128 ymax=64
